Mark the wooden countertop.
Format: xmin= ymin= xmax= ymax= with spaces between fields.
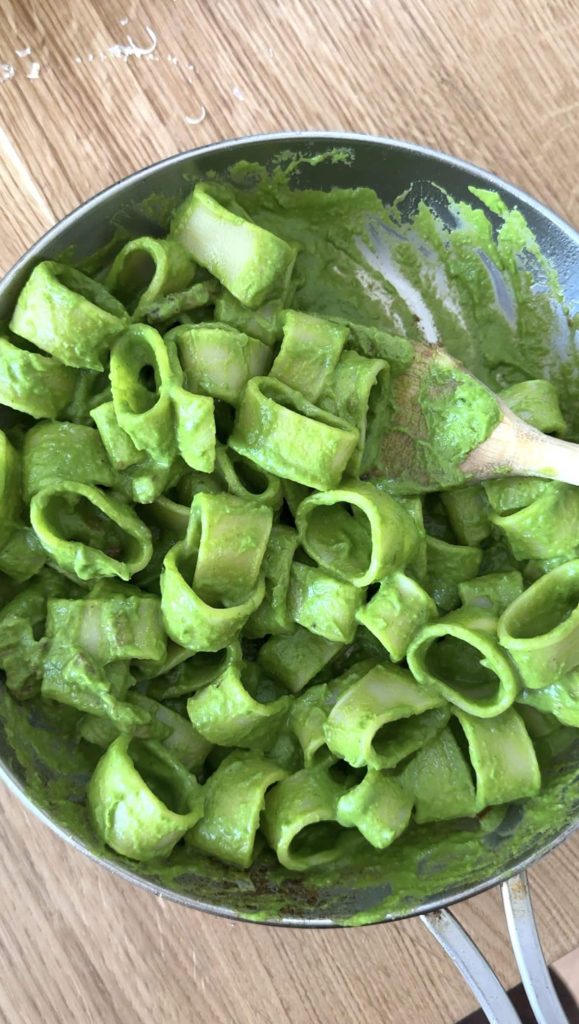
xmin=0 ymin=1 xmax=578 ymax=1021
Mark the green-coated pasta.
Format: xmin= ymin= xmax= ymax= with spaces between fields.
xmin=160 ymin=493 xmax=270 ymax=652
xmin=244 ymin=525 xmax=299 ymax=638
xmin=48 ymin=587 xmax=166 ymax=665
xmin=110 ymin=323 xmax=181 ymax=465
xmin=336 ymin=770 xmax=413 ymax=849
xmin=269 ymin=311 xmax=348 ymax=402
xmin=299 ymin=660 xmax=381 ymax=761
xmin=453 ymin=708 xmax=541 ymax=809
xmin=0 ymin=583 xmax=51 ymax=699
xmin=188 ymin=751 xmax=288 ymax=868
xmin=90 ymin=401 xmax=143 ymax=471
xmin=518 ymin=671 xmax=579 ymax=728
xmin=214 ymin=290 xmax=285 ymax=346
xmin=88 ymin=736 xmax=204 ymax=861
xmin=0 ymin=527 xmax=45 ymax=583
xmin=171 ymin=184 xmax=296 ymax=308
xmin=288 ymin=561 xmax=364 ymax=643
xmin=168 ymin=323 xmax=272 ymax=406
xmin=324 ymin=662 xmax=449 ymax=769
xmin=187 ymin=665 xmax=291 ymax=749
xmin=0 ymin=336 xmax=77 ymax=419
xmin=282 ymin=479 xmax=311 ymax=518
xmin=229 ymin=377 xmax=359 ymax=491
xmin=23 ymin=421 xmax=116 ymax=501
xmin=338 ymin=319 xmax=415 ymax=375
xmin=489 ymin=482 xmax=579 ymax=560
xmin=426 ymin=535 xmax=482 ymax=611
xmin=0 ymin=431 xmax=22 ymax=550
xmin=296 ymin=482 xmax=418 ymax=588
xmin=459 ymin=570 xmax=524 ymax=615
xmin=10 ymin=261 xmax=128 ymax=369
xmin=262 ymin=765 xmax=348 ymax=871
xmin=191 ymin=492 xmax=272 ymax=607
xmin=288 ymin=684 xmax=334 ymax=768
xmin=257 ymin=626 xmax=343 ymax=693
xmin=407 ymin=605 xmax=520 ymax=717
xmin=144 ymin=642 xmax=240 ymax=698
xmin=142 ymin=280 xmax=218 ymax=323
xmin=440 ymin=485 xmax=491 ymax=546
xmin=30 ymin=481 xmax=152 ymax=582
xmin=498 ymin=559 xmax=579 ymax=688
xmin=319 ymin=349 xmax=390 ymax=475
xmin=356 ymin=572 xmax=437 ymax=662
xmin=483 ymin=477 xmax=549 ymax=515
xmin=80 ymin=694 xmax=213 ymax=775
xmin=215 ymin=446 xmax=283 ymax=511
xmin=400 ymin=726 xmax=477 ymax=823
xmin=105 ymin=236 xmax=196 ymax=319
xmin=397 ymin=494 xmax=428 ymax=584
xmin=500 ymin=379 xmax=567 ymax=436
xmin=171 ymin=386 xmax=216 ymax=473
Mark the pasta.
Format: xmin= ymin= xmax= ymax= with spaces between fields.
xmin=0 ymin=177 xmax=576 ymax=877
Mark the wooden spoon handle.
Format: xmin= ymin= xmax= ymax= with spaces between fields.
xmin=461 ymin=405 xmax=579 ymax=486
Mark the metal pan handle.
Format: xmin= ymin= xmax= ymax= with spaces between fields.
xmin=421 ymin=870 xmax=569 ymax=1024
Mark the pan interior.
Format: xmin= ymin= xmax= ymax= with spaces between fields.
xmin=0 ymin=134 xmax=578 ymax=925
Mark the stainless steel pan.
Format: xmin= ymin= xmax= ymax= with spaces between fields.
xmin=1 ymin=133 xmax=577 ymax=1023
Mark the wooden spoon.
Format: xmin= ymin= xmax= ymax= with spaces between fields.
xmin=365 ymin=342 xmax=579 ymax=494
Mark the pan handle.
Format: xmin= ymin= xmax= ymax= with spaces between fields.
xmin=421 ymin=906 xmax=523 ymax=1024
xmin=421 ymin=870 xmax=569 ymax=1024
xmin=502 ymin=872 xmax=568 ymax=1024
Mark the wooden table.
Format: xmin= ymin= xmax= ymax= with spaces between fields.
xmin=1 ymin=1 xmax=578 ymax=1021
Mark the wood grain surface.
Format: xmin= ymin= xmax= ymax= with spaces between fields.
xmin=0 ymin=1 xmax=578 ymax=1021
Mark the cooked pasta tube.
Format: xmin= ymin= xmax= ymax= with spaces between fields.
xmin=440 ymin=485 xmax=491 ymax=546
xmin=257 ymin=626 xmax=343 ymax=693
xmin=262 ymin=765 xmax=348 ymax=871
xmin=229 ymin=377 xmax=359 ymax=491
xmin=426 ymin=535 xmax=482 ymax=611
xmin=160 ymin=493 xmax=271 ymax=651
xmin=336 ymin=770 xmax=413 ymax=849
xmin=400 ymin=726 xmax=477 ymax=823
xmin=187 ymin=665 xmax=291 ymax=748
xmin=459 ymin=570 xmax=523 ymax=615
xmin=105 ymin=236 xmax=196 ymax=319
xmin=215 ymin=445 xmax=283 ymax=511
xmin=30 ymin=481 xmax=152 ymax=582
xmin=324 ymin=662 xmax=449 ymax=769
xmin=188 ymin=751 xmax=288 ymax=868
xmin=110 ymin=323 xmax=181 ymax=465
xmin=10 ymin=261 xmax=128 ymax=369
xmin=453 ymin=708 xmax=541 ymax=809
xmin=244 ymin=526 xmax=299 ymax=638
xmin=169 ymin=323 xmax=271 ymax=406
xmin=23 ymin=422 xmax=116 ymax=500
xmin=407 ymin=606 xmax=520 ymax=716
xmin=171 ymin=183 xmax=296 ymax=307
xmin=489 ymin=482 xmax=579 ymax=560
xmin=269 ymin=311 xmax=348 ymax=402
xmin=498 ymin=559 xmax=579 ymax=687
xmin=288 ymin=561 xmax=364 ymax=643
xmin=296 ymin=481 xmax=418 ymax=587
xmin=318 ymin=349 xmax=390 ymax=475
xmin=356 ymin=572 xmax=437 ymax=662
xmin=88 ymin=736 xmax=204 ymax=861
xmin=0 ymin=336 xmax=77 ymax=418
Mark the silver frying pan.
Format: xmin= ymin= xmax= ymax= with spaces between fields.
xmin=0 ymin=133 xmax=577 ymax=1024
